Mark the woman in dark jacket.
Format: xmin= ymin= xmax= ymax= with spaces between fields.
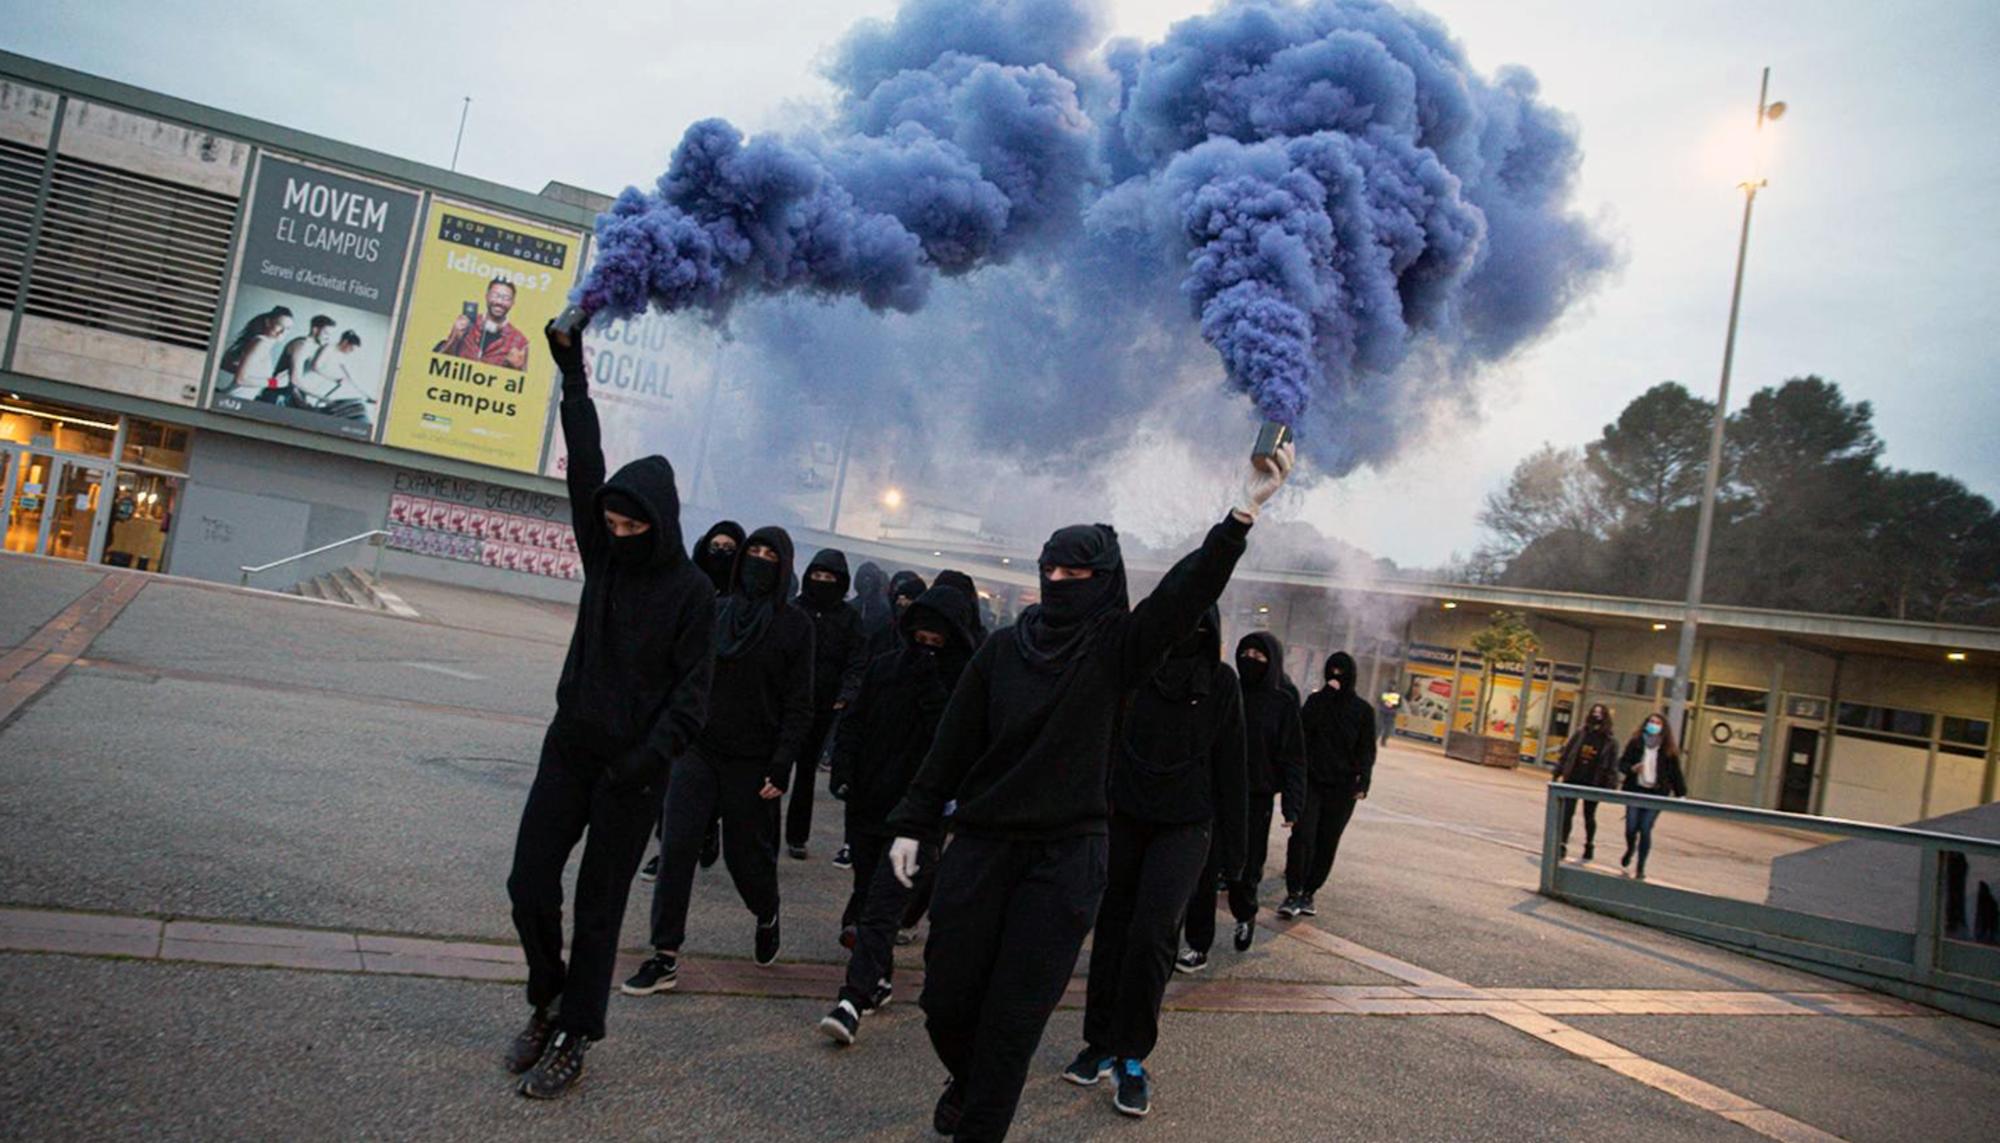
xmin=1068 ymin=607 xmax=1246 ymax=1116
xmin=629 ymin=526 xmax=815 ymax=991
xmin=1553 ymin=703 xmax=1617 ymax=863
xmin=1616 ymin=711 xmax=1687 ymax=881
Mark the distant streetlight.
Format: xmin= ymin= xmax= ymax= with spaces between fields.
xmin=881 ymin=487 xmax=904 ymax=510
xmin=1668 ymin=67 xmax=1787 ymax=737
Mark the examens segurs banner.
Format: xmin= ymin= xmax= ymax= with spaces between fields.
xmin=381 ymin=202 xmax=580 ymax=472
xmin=208 ymin=155 xmax=419 ymax=439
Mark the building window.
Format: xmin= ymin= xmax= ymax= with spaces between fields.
xmin=1590 ymin=668 xmax=1656 ymax=698
xmin=1704 ymin=684 xmax=1768 ymax=714
xmin=0 ymin=393 xmax=116 ymax=457
xmin=120 ymin=417 xmax=192 ymax=473
xmin=1836 ymin=703 xmax=1934 ymax=740
xmin=1941 ymin=717 xmax=1990 ymax=750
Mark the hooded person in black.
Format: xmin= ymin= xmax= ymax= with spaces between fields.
xmin=691 ymin=520 xmax=745 ymax=595
xmin=1279 ymin=651 xmax=1376 ymax=919
xmin=933 ymin=569 xmax=989 ymax=647
xmin=883 ymin=443 xmax=1291 ymax=1141
xmin=784 ymin=548 xmax=868 ymax=858
xmin=854 ymin=560 xmax=892 ymax=643
xmin=1212 ymin=631 xmax=1307 ymax=950
xmin=867 ymin=570 xmax=929 ymax=661
xmin=504 ymin=320 xmax=715 ymax=1100
xmin=1068 ymin=605 xmax=1245 ymax=1111
xmin=816 ymin=585 xmax=979 ymax=1046
xmin=629 ymin=525 xmax=815 ymax=991
xmin=892 ymin=569 xmax=983 ymax=935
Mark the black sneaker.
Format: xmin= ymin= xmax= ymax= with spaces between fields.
xmin=1620 ymin=843 xmax=1634 ymax=869
xmin=1062 ymin=1048 xmax=1114 ymax=1086
xmin=819 ymin=999 xmax=860 ymax=1046
xmin=621 ymin=952 xmax=678 ymax=995
xmin=755 ymin=915 xmax=781 ymax=965
xmin=934 ymin=1078 xmax=964 ymax=1137
xmin=1233 ymin=920 xmax=1254 ymax=952
xmin=700 ymin=826 xmax=721 ymax=869
xmin=896 ymin=927 xmax=917 ymax=946
xmin=832 ymin=844 xmax=852 ymax=869
xmin=1275 ymin=895 xmax=1301 ymax=920
xmin=517 ymin=1030 xmax=587 ymax=1099
xmin=1299 ymin=894 xmax=1318 ymax=917
xmin=1581 ymin=843 xmax=1595 ymax=864
xmin=504 ymin=1007 xmax=554 ymax=1075
xmin=639 ymin=854 xmax=659 ymax=883
xmin=788 ymin=844 xmax=809 ymax=861
xmin=862 ymin=979 xmax=893 ymax=1013
xmin=1113 ymin=1057 xmax=1151 ymax=1117
xmin=1174 ymin=949 xmax=1208 ymax=974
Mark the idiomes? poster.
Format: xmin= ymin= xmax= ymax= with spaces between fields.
xmin=381 ymin=201 xmax=579 ymax=472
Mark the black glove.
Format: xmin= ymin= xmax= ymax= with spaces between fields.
xmin=545 ymin=316 xmax=588 ymax=391
xmin=608 ymin=744 xmax=662 ymax=790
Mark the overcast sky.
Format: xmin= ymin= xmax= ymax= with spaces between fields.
xmin=5 ymin=0 xmax=1996 ymax=566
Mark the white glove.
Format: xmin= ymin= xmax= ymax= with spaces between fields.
xmin=1234 ymin=441 xmax=1296 ymax=522
xmin=889 ymin=837 xmax=923 ymax=888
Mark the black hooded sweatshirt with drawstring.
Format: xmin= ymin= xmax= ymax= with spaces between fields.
xmin=1236 ymin=631 xmax=1308 ymax=822
xmin=1300 ymin=652 xmax=1377 ymax=795
xmin=798 ymin=549 xmax=868 ymax=711
xmin=887 ymin=514 xmax=1252 ymax=843
xmin=700 ymin=526 xmax=815 ymax=788
xmin=552 ymin=394 xmax=715 ymax=780
xmin=833 ymin=585 xmax=979 ymax=838
xmin=1110 ymin=608 xmax=1249 ymax=877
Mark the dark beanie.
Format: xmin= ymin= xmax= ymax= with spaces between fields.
xmin=600 ymin=488 xmax=647 ymax=523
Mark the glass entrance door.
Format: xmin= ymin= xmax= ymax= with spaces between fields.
xmin=5 ymin=451 xmax=53 ymax=554
xmin=46 ymin=460 xmax=106 ymax=561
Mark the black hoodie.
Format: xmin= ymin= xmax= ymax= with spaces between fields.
xmin=1236 ymin=631 xmax=1307 ymax=821
xmin=887 ymin=513 xmax=1251 ymax=843
xmin=691 ymin=520 xmax=746 ymax=594
xmin=1300 ymin=652 xmax=1377 ymax=795
xmin=833 ymin=585 xmax=978 ymax=838
xmin=798 ymin=548 xmax=868 ymax=711
xmin=866 ymin=570 xmax=929 ymax=662
xmin=933 ymin=569 xmax=990 ymax=647
xmin=1111 ymin=607 xmax=1249 ymax=875
xmin=700 ymin=525 xmax=816 ymax=787
xmin=553 ymin=387 xmax=715 ymax=777
xmin=853 ymin=561 xmax=891 ymax=639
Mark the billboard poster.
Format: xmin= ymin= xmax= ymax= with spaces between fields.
xmin=541 ymin=291 xmax=715 ymax=480
xmin=207 ymin=155 xmax=419 ymax=439
xmin=1454 ymin=649 xmax=1483 ymax=735
xmin=381 ymin=201 xmax=580 ymax=472
xmin=1395 ymin=643 xmax=1457 ymax=744
xmin=383 ymin=470 xmax=579 ymax=580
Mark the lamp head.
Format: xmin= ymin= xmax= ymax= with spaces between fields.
xmin=1763 ymin=100 xmax=1787 ymax=122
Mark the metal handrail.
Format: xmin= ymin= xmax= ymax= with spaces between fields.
xmin=239 ymin=530 xmax=389 ymax=587
xmin=1539 ymin=781 xmax=2000 ymax=1025
xmin=1542 ymin=783 xmax=2000 ymax=857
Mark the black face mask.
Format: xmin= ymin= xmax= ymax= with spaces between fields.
xmin=802 ymin=577 xmax=843 ymax=610
xmin=1237 ymin=656 xmax=1268 ymax=687
xmin=1038 ymin=576 xmax=1105 ymax=626
xmin=698 ymin=544 xmax=735 ymax=590
xmin=740 ymin=558 xmax=779 ymax=598
xmin=611 ymin=531 xmax=652 ymax=566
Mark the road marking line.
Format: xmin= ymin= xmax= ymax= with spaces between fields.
xmin=396 ymin=660 xmax=487 ymax=680
xmin=69 ymin=657 xmax=542 ymax=727
xmin=0 ymin=574 xmax=145 ymax=725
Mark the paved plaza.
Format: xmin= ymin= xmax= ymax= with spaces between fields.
xmin=1 ymin=553 xmax=1995 ymax=1141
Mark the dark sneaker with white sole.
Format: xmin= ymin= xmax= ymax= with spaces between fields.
xmin=1113 ymin=1058 xmax=1151 ymax=1117
xmin=505 ymin=1007 xmax=554 ymax=1074
xmin=621 ymin=952 xmax=678 ymax=995
xmin=1174 ymin=949 xmax=1208 ymax=974
xmin=1298 ymin=894 xmax=1318 ymax=917
xmin=639 ymin=854 xmax=658 ymax=882
xmin=755 ymin=916 xmax=781 ymax=965
xmin=862 ymin=979 xmax=893 ymax=1013
xmin=832 ymin=844 xmax=852 ymax=869
xmin=1275 ymin=895 xmax=1301 ymax=920
xmin=819 ymin=999 xmax=860 ymax=1045
xmin=787 ymin=844 xmax=809 ymax=860
xmin=1233 ymin=920 xmax=1254 ymax=951
xmin=1062 ymin=1048 xmax=1115 ymax=1086
xmin=517 ymin=1030 xmax=587 ymax=1099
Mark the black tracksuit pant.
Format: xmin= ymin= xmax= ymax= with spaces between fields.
xmin=649 ymin=748 xmax=780 ymax=950
xmin=1560 ymin=795 xmax=1600 ymax=851
xmin=784 ymin=708 xmax=838 ymax=850
xmin=1226 ymin=794 xmax=1279 ymax=923
xmin=1285 ymin=781 xmax=1358 ymax=897
xmin=1184 ymin=834 xmax=1222 ymax=956
xmin=839 ymin=832 xmax=937 ymax=1008
xmin=1084 ymin=815 xmax=1210 ymax=1059
xmin=922 ymin=833 xmax=1108 ymax=1142
xmin=507 ymin=724 xmax=656 ymax=1041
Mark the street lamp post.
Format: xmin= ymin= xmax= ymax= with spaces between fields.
xmin=1667 ymin=68 xmax=1787 ymax=737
